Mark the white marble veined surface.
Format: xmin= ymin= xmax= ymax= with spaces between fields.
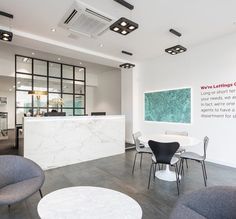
xmin=23 ymin=116 xmax=125 ymax=170
xmin=37 ymin=186 xmax=142 ymax=219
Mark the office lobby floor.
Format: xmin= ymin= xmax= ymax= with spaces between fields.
xmin=0 ymin=150 xmax=236 ymax=219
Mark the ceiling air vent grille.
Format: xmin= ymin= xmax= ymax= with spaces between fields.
xmin=64 ymin=9 xmax=78 ymax=24
xmin=60 ymin=1 xmax=114 ymax=38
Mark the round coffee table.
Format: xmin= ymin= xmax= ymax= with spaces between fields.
xmin=139 ymin=134 xmax=201 ymax=182
xmin=38 ymin=186 xmax=142 ymax=219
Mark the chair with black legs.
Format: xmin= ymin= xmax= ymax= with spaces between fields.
xmin=147 ymin=140 xmax=180 ymax=195
xmin=180 ymin=136 xmax=209 ymax=186
xmin=132 ymin=132 xmax=152 ymax=174
xmin=165 ymin=130 xmax=189 ymax=168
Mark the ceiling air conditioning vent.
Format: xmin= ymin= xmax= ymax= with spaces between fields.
xmin=60 ymin=1 xmax=114 ymax=38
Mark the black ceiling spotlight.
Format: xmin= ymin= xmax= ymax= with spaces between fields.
xmin=0 ymin=11 xmax=14 ymax=42
xmin=110 ymin=17 xmax=138 ymax=35
xmin=0 ymin=29 xmax=13 ymax=42
xmin=165 ymin=45 xmax=187 ymax=55
xmin=165 ymin=29 xmax=187 ymax=55
xmin=122 ymin=50 xmax=133 ymax=56
xmin=120 ymin=63 xmax=135 ymax=69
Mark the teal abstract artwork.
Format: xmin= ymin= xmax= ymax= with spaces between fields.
xmin=145 ymin=88 xmax=191 ymax=123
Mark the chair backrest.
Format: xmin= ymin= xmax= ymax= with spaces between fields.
xmin=148 ymin=140 xmax=180 ymax=164
xmin=203 ymin=136 xmax=209 ymax=159
xmin=0 ymin=155 xmax=44 ymax=189
xmin=132 ymin=132 xmax=142 ymax=150
xmin=165 ymin=130 xmax=188 ymax=136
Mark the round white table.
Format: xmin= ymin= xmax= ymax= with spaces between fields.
xmin=139 ymin=134 xmax=201 ymax=182
xmin=37 ymin=186 xmax=142 ymax=219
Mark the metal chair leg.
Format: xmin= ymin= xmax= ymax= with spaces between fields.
xmin=203 ymin=160 xmax=208 ymax=179
xmin=132 ymin=152 xmax=138 ymax=174
xmin=174 ymin=164 xmax=180 ymax=195
xmin=153 ymin=163 xmax=157 ymax=181
xmin=185 ymin=159 xmax=188 ymax=168
xmin=148 ymin=163 xmax=153 ymax=189
xmin=201 ymin=161 xmax=207 ymax=186
xmin=39 ymin=189 xmax=43 ymax=198
xmin=140 ymin=153 xmax=143 ymax=168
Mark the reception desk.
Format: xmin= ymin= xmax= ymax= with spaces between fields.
xmin=22 ymin=116 xmax=125 ymax=170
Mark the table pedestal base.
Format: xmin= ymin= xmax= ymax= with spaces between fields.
xmin=155 ymin=165 xmax=181 ymax=182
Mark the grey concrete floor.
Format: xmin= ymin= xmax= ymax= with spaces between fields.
xmin=0 ymin=149 xmax=236 ymax=219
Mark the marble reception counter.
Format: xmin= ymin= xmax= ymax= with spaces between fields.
xmin=22 ymin=116 xmax=125 ymax=170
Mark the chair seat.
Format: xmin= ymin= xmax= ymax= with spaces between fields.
xmin=137 ymin=146 xmax=152 ymax=153
xmin=176 ymin=146 xmax=186 ymax=154
xmin=180 ymin=152 xmax=204 ymax=161
xmin=152 ymin=155 xmax=179 ymax=165
xmin=0 ymin=176 xmax=43 ymax=205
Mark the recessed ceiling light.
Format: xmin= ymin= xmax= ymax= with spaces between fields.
xmin=3 ymin=33 xmax=10 ymax=37
xmin=99 ymin=43 xmax=104 ymax=47
xmin=51 ymin=28 xmax=56 ymax=32
xmin=121 ymin=30 xmax=127 ymax=35
xmin=32 ymin=52 xmax=35 ymax=55
xmin=79 ymin=62 xmax=82 ymax=65
xmin=9 ymin=89 xmax=12 ymax=91
xmin=2 ymin=37 xmax=9 ymax=41
xmin=113 ymin=27 xmax=119 ymax=31
xmin=58 ymin=57 xmax=61 ymax=61
xmin=121 ymin=21 xmax=127 ymax=26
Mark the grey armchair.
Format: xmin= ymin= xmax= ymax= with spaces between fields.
xmin=170 ymin=186 xmax=236 ymax=219
xmin=0 ymin=155 xmax=45 ymax=206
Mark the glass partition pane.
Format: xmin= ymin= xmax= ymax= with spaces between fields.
xmin=75 ymin=67 xmax=84 ymax=80
xmin=63 ymin=79 xmax=73 ymax=93
xmin=16 ymin=56 xmax=32 ymax=74
xmin=33 ymin=95 xmax=47 ymax=108
xmin=49 ymin=78 xmax=61 ymax=93
xmin=62 ymin=65 xmax=73 ymax=79
xmin=34 ymin=60 xmax=47 ymax=76
xmin=75 ymin=95 xmax=84 ymax=108
xmin=16 ymin=108 xmax=30 ymax=124
xmin=75 ymin=108 xmax=84 ymax=115
xmin=63 ymin=94 xmax=73 ymax=107
xmin=49 ymin=63 xmax=61 ymax=77
xmin=75 ymin=81 xmax=85 ymax=94
xmin=16 ymin=91 xmax=32 ymax=107
xmin=62 ymin=108 xmax=73 ymax=116
xmin=48 ymin=93 xmax=61 ymax=108
xmin=16 ymin=74 xmax=32 ymax=91
xmin=34 ymin=76 xmax=47 ymax=91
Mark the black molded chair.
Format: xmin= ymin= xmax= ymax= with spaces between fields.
xmin=148 ymin=140 xmax=180 ymax=195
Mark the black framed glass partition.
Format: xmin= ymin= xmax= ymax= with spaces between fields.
xmin=15 ymin=55 xmax=86 ymax=125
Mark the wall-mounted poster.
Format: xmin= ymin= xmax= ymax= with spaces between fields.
xmin=145 ymin=88 xmax=191 ymax=123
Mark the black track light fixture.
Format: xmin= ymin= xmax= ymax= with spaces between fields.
xmin=110 ymin=17 xmax=138 ymax=36
xmin=0 ymin=11 xmax=14 ymax=42
xmin=120 ymin=63 xmax=135 ymax=69
xmin=165 ymin=28 xmax=187 ymax=55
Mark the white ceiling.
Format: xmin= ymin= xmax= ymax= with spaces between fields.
xmin=1 ymin=0 xmax=236 ymax=67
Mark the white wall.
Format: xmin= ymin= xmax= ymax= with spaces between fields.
xmin=121 ymin=68 xmax=133 ymax=143
xmin=92 ymin=69 xmax=121 ymax=115
xmin=133 ymin=32 xmax=236 ymax=168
